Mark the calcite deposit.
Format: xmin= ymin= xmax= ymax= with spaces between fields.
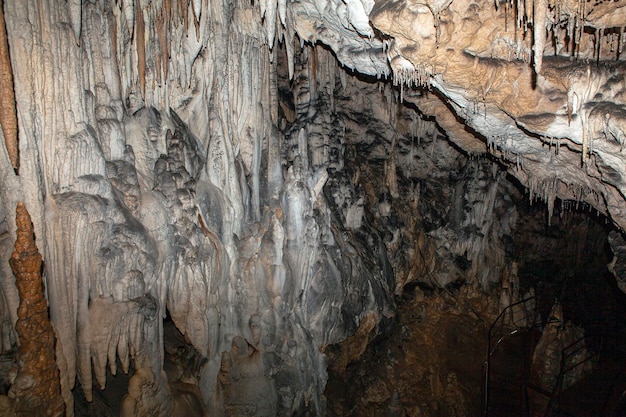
xmin=0 ymin=0 xmax=17 ymax=174
xmin=0 ymin=0 xmax=624 ymax=415
xmin=8 ymin=202 xmax=64 ymax=417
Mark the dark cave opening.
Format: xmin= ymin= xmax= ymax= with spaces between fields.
xmin=509 ymin=189 xmax=626 ymax=415
xmin=274 ymin=40 xmax=626 ymax=416
xmin=505 ymin=175 xmax=626 ymax=356
xmin=325 ymin=168 xmax=626 ymax=417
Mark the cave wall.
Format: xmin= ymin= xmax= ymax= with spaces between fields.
xmin=0 ymin=1 xmax=397 ymax=415
xmin=0 ymin=0 xmax=625 ymax=415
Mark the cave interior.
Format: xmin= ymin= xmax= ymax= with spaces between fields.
xmin=0 ymin=0 xmax=626 ymax=416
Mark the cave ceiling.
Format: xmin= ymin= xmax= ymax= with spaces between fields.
xmin=296 ymin=0 xmax=626 ymax=230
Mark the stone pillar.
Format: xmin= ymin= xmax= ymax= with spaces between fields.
xmin=8 ymin=202 xmax=65 ymax=417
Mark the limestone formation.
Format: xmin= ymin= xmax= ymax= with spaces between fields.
xmin=0 ymin=0 xmax=18 ymax=174
xmin=529 ymin=301 xmax=593 ymax=415
xmin=218 ymin=336 xmax=278 ymax=416
xmin=8 ymin=202 xmax=64 ymax=417
xmin=326 ymin=286 xmax=491 ymax=416
xmin=0 ymin=0 xmax=623 ymax=415
xmin=530 ymin=301 xmax=566 ymax=395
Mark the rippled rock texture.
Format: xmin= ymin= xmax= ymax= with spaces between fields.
xmin=0 ymin=2 xmax=397 ymax=415
xmin=0 ymin=0 xmax=624 ymax=415
xmin=326 ymin=286 xmax=493 ymax=417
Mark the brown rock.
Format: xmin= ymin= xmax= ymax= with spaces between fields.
xmin=8 ymin=202 xmax=65 ymax=417
xmin=0 ymin=0 xmax=18 ymax=174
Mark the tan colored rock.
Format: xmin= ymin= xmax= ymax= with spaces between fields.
xmin=218 ymin=336 xmax=278 ymax=417
xmin=324 ymin=312 xmax=381 ymax=373
xmin=0 ymin=0 xmax=18 ymax=173
xmin=8 ymin=202 xmax=64 ymax=417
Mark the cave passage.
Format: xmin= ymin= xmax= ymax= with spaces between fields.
xmin=324 ymin=176 xmax=626 ymax=417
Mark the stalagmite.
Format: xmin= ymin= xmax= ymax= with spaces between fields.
xmin=0 ymin=0 xmax=18 ymax=174
xmin=8 ymin=202 xmax=65 ymax=417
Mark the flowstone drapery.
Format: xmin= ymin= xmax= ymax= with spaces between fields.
xmin=0 ymin=2 xmax=394 ymax=415
xmin=0 ymin=0 xmax=625 ymax=415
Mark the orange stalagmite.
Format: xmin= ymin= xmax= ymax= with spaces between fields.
xmin=9 ymin=202 xmax=65 ymax=417
xmin=0 ymin=0 xmax=18 ymax=174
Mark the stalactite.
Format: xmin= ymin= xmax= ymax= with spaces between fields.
xmin=152 ymin=2 xmax=169 ymax=86
xmin=191 ymin=0 xmax=200 ymax=39
xmin=154 ymin=22 xmax=163 ymax=86
xmin=135 ymin=0 xmax=146 ymax=98
xmin=386 ymin=135 xmax=399 ymax=198
xmin=163 ymin=0 xmax=170 ymax=81
xmin=122 ymin=0 xmax=134 ymax=39
xmin=0 ymin=0 xmax=18 ymax=174
xmin=582 ymin=126 xmax=589 ymax=166
xmin=533 ymin=0 xmax=547 ymax=74
xmin=596 ymin=28 xmax=602 ymax=64
xmin=567 ymin=89 xmax=573 ymax=125
xmin=68 ymin=0 xmax=82 ymax=44
xmin=179 ymin=0 xmax=189 ymax=35
xmin=278 ymin=0 xmax=287 ymax=26
xmin=265 ymin=0 xmax=277 ymax=48
xmin=310 ymin=46 xmax=318 ymax=102
xmin=575 ymin=0 xmax=585 ymax=57
xmin=9 ymin=202 xmax=65 ymax=417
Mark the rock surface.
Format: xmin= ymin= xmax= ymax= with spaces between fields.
xmin=8 ymin=202 xmax=65 ymax=417
xmin=0 ymin=0 xmax=623 ymax=416
xmin=326 ymin=285 xmax=492 ymax=417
